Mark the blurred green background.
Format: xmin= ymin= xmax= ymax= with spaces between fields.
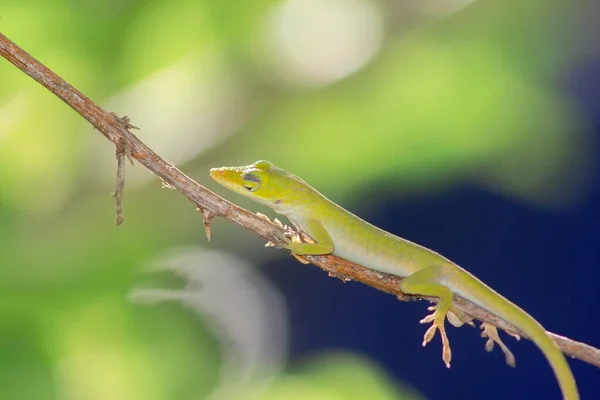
xmin=0 ymin=0 xmax=597 ymax=399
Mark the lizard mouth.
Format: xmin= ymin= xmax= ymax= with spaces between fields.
xmin=210 ymin=167 xmax=247 ymax=193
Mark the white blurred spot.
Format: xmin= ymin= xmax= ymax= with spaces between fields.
xmin=89 ymin=50 xmax=251 ymax=187
xmin=261 ymin=0 xmax=384 ymax=87
xmin=131 ymin=248 xmax=288 ymax=400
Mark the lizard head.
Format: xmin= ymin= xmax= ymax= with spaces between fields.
xmin=210 ymin=160 xmax=313 ymax=212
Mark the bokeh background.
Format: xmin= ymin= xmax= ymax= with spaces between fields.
xmin=1 ymin=0 xmax=599 ymax=399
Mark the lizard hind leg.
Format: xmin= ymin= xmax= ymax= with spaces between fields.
xmin=480 ymin=322 xmax=518 ymax=367
xmin=399 ymin=266 xmax=456 ymax=368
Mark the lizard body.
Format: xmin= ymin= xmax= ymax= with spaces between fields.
xmin=210 ymin=160 xmax=579 ymax=399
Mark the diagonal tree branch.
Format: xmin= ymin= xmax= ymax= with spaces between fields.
xmin=1 ymin=31 xmax=599 ymax=368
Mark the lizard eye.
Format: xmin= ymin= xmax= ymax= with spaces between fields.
xmin=242 ymin=173 xmax=261 ymax=192
xmin=253 ymin=160 xmax=273 ymax=171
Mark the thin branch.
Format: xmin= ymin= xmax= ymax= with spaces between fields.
xmin=1 ymin=31 xmax=599 ymax=368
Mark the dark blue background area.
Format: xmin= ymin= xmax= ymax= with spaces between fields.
xmin=263 ymin=62 xmax=600 ymax=399
xmin=266 ymin=184 xmax=599 ymax=399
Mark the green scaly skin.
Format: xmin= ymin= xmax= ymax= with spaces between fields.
xmin=210 ymin=160 xmax=579 ymax=400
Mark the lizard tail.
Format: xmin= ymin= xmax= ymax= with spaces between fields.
xmin=455 ymin=267 xmax=579 ymax=399
xmin=490 ymin=299 xmax=579 ymax=400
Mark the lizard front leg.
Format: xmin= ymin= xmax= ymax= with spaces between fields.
xmin=281 ymin=218 xmax=335 ymax=256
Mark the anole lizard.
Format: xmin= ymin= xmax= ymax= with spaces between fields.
xmin=210 ymin=160 xmax=579 ymax=399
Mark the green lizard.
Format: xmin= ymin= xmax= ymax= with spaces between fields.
xmin=210 ymin=160 xmax=579 ymax=400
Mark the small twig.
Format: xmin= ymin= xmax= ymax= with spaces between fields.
xmin=111 ymin=113 xmax=140 ymax=132
xmin=198 ymin=207 xmax=216 ymax=242
xmin=1 ymin=31 xmax=599 ymax=368
xmin=113 ymin=137 xmax=132 ymax=225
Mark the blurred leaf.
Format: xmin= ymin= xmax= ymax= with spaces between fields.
xmin=262 ymin=352 xmax=423 ymax=400
xmin=0 ymin=317 xmax=56 ymax=400
xmin=52 ymin=296 xmax=219 ymax=400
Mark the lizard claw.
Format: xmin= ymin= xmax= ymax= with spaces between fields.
xmin=273 ymin=218 xmax=286 ymax=229
xmin=288 ymin=230 xmax=311 ymax=264
xmin=256 ymin=212 xmax=271 ymax=222
xmin=480 ymin=323 xmax=517 ymax=367
xmin=446 ymin=307 xmax=475 ymax=328
xmin=260 ymin=222 xmax=311 ymax=264
xmin=420 ymin=305 xmax=452 ymax=368
xmin=255 ymin=212 xmax=312 ymax=265
xmin=423 ymin=305 xmax=473 ymax=328
xmin=256 ymin=213 xmax=297 ymax=250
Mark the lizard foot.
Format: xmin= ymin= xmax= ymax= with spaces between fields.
xmin=286 ymin=227 xmax=314 ymax=264
xmin=420 ymin=305 xmax=452 ymax=368
xmin=480 ymin=322 xmax=516 ymax=367
xmin=446 ymin=307 xmax=475 ymax=328
xmin=256 ymin=212 xmax=313 ymax=265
